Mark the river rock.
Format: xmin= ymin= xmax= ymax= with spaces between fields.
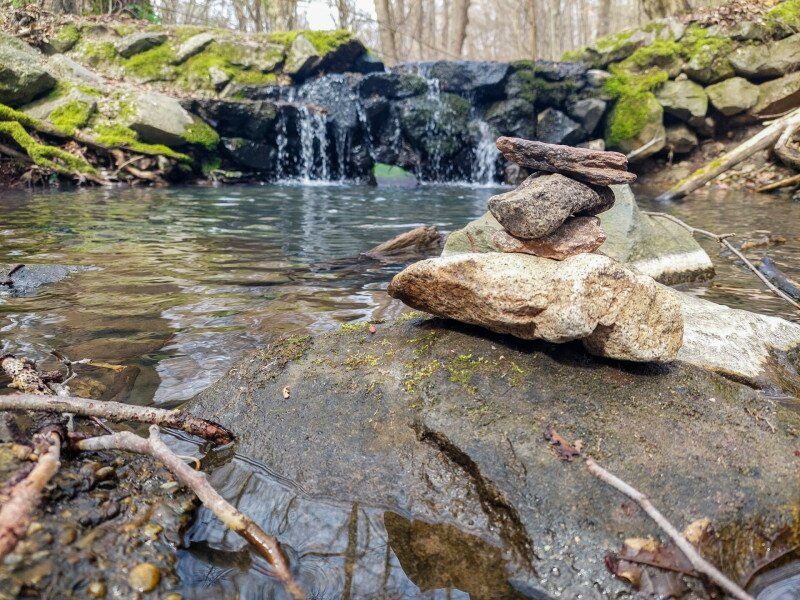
xmin=705 ymin=76 xmax=760 ymax=115
xmin=665 ymin=123 xmax=698 ymax=154
xmin=484 ymin=98 xmax=536 ymax=140
xmin=488 ymin=174 xmax=614 ymax=239
xmin=125 ymin=91 xmax=195 ymax=146
xmin=114 ymin=32 xmax=167 ymax=59
xmin=187 ymin=98 xmax=277 ymax=140
xmin=358 ymin=72 xmax=428 ymax=99
xmin=421 ymin=60 xmax=510 ymax=101
xmin=0 ymin=264 xmax=87 ymax=296
xmin=750 ymin=70 xmax=800 ymax=116
xmin=535 ymin=108 xmax=584 ymax=145
xmin=567 ymin=97 xmax=606 ymax=136
xmin=172 ymin=32 xmax=215 ymax=64
xmin=0 ymin=32 xmax=56 ymax=106
xmin=188 ymin=311 xmax=799 ymax=598
xmin=490 ymin=216 xmax=606 ymax=260
xmin=655 ymin=79 xmax=707 ymax=122
xmin=496 ymin=137 xmax=636 ymax=186
xmin=729 ymin=33 xmax=800 ymax=80
xmin=387 ymin=252 xmax=684 ymax=362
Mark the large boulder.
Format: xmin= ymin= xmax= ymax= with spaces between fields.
xmin=655 ymin=79 xmax=708 ymax=122
xmin=750 ymin=70 xmax=800 ymax=116
xmin=415 ymin=60 xmax=510 ymax=101
xmin=46 ymin=54 xmax=108 ymax=91
xmin=187 ymin=312 xmax=799 ymax=597
xmin=222 ymin=137 xmax=276 ymax=171
xmin=359 ymin=72 xmax=428 ymax=99
xmin=0 ymin=32 xmax=56 ymax=106
xmin=729 ymin=33 xmax=800 ymax=80
xmin=442 ymin=185 xmax=714 ymax=285
xmin=605 ymin=92 xmax=665 ymax=160
xmin=172 ymin=32 xmax=215 ymax=64
xmin=283 ymin=34 xmax=320 ymax=77
xmin=535 ymin=108 xmax=583 ymax=145
xmin=126 ymin=91 xmax=196 ymax=147
xmin=684 ymin=46 xmax=735 ymax=84
xmin=484 ymin=98 xmax=536 ymax=140
xmin=488 ymin=173 xmax=614 ymax=239
xmin=387 ymin=252 xmax=684 ymax=362
xmin=567 ymin=97 xmax=607 ymax=136
xmin=705 ymin=76 xmax=760 ymax=115
xmin=398 ymin=93 xmax=472 ymax=166
xmin=186 ymin=98 xmax=277 ymax=140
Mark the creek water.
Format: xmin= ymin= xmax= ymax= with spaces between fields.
xmin=1 ymin=183 xmax=798 ymax=598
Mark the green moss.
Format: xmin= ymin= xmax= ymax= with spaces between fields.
xmin=680 ymin=24 xmax=733 ymax=65
xmin=92 ymin=124 xmax=189 ymax=161
xmin=446 ymin=353 xmax=483 ymax=395
xmin=114 ymin=23 xmax=137 ymax=36
xmin=561 ymin=47 xmax=589 ymax=62
xmin=267 ymin=31 xmax=300 ymax=48
xmin=76 ymin=85 xmax=102 ymax=97
xmin=340 ymin=321 xmax=371 ymax=333
xmin=595 ymin=29 xmax=634 ymax=52
xmin=233 ymin=71 xmax=278 ymax=86
xmin=0 ymin=103 xmax=41 ymax=128
xmin=507 ymin=68 xmax=538 ymax=104
xmin=54 ymin=23 xmax=80 ymax=48
xmin=172 ymin=25 xmax=213 ymax=43
xmin=122 ymin=43 xmax=176 ymax=80
xmin=303 ymin=29 xmax=353 ymax=54
xmin=201 ymin=157 xmax=221 ymax=175
xmin=622 ymin=39 xmax=681 ymax=71
xmin=80 ymin=41 xmax=117 ymax=66
xmin=766 ymin=0 xmax=800 ymax=29
xmin=182 ymin=120 xmax=219 ymax=150
xmin=49 ymin=100 xmax=92 ymax=135
xmin=603 ymin=64 xmax=669 ymax=97
xmin=43 ymin=80 xmax=73 ymax=101
xmin=404 ymin=359 xmax=441 ymax=394
xmin=0 ymin=121 xmax=95 ymax=174
xmin=605 ymin=91 xmax=660 ymax=148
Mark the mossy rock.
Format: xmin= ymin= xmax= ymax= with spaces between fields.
xmin=680 ymin=25 xmax=735 ymax=84
xmin=605 ymin=90 xmax=665 ymax=158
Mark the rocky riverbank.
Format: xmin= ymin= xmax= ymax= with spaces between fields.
xmin=2 ymin=0 xmax=798 ymax=186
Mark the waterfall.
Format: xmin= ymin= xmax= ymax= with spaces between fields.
xmin=297 ymin=107 xmax=329 ymax=182
xmin=472 ymin=120 xmax=501 ymax=185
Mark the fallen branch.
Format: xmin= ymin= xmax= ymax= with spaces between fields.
xmin=644 ymin=211 xmax=800 ymax=311
xmin=0 ymin=393 xmax=234 ymax=445
xmin=0 ymin=430 xmax=61 ymax=561
xmin=75 ymin=426 xmax=304 ymax=599
xmin=656 ymin=108 xmax=800 ymax=201
xmin=756 ymin=173 xmax=800 ymax=193
xmin=773 ymin=118 xmax=800 ymax=170
xmin=583 ymin=456 xmax=755 ymax=600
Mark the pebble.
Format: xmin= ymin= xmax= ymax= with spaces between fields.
xmin=59 ymin=527 xmax=77 ymax=545
xmin=87 ymin=580 xmax=107 ymax=598
xmin=95 ymin=466 xmax=115 ymax=481
xmin=127 ymin=563 xmax=161 ymax=593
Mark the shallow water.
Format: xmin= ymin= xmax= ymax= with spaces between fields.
xmin=1 ymin=183 xmax=799 ymax=598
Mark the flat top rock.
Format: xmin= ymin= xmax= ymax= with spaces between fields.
xmin=496 ymin=136 xmax=636 ymax=186
xmin=189 ymin=314 xmax=800 ymax=597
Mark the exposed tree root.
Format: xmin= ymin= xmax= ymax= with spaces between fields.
xmin=0 ymin=393 xmax=234 ymax=445
xmin=0 ymin=429 xmax=61 ymax=561
xmin=74 ymin=426 xmax=304 ymax=599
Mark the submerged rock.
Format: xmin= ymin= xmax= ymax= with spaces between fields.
xmin=490 ymin=216 xmax=606 ymax=260
xmin=388 ymin=252 xmax=684 ymax=362
xmin=0 ymin=264 xmax=87 ymax=296
xmin=488 ymin=173 xmax=614 ymax=239
xmin=189 ymin=315 xmax=800 ymax=597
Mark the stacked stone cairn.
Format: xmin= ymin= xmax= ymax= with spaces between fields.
xmin=388 ymin=136 xmax=685 ymax=363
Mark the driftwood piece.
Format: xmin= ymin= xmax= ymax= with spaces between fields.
xmin=644 ymin=211 xmax=800 ymax=311
xmin=496 ymin=137 xmax=637 ymax=186
xmin=364 ymin=225 xmax=443 ymax=260
xmin=0 ymin=429 xmax=61 ymax=561
xmin=1 ymin=355 xmax=55 ymax=395
xmin=75 ymin=426 xmax=304 ymax=600
xmin=657 ymin=108 xmax=800 ymax=201
xmin=0 ymin=394 xmax=234 ymax=445
xmin=756 ymin=173 xmax=800 ymax=192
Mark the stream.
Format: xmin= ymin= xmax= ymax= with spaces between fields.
xmin=1 ymin=183 xmax=798 ymax=598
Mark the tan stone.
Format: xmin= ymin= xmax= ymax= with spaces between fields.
xmin=387 ymin=252 xmax=684 ymax=362
xmin=491 ymin=216 xmax=606 ymax=260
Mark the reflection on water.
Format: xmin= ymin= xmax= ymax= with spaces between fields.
xmin=1 ymin=183 xmax=799 ymax=598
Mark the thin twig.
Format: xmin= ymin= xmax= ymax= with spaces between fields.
xmin=74 ymin=426 xmax=304 ymax=600
xmin=0 ymin=430 xmax=61 ymax=561
xmin=756 ymin=173 xmax=800 ymax=193
xmin=584 ymin=456 xmax=755 ymax=600
xmin=644 ymin=211 xmax=800 ymax=311
xmin=0 ymin=394 xmax=234 ymax=445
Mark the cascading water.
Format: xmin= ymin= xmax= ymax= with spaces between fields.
xmin=472 ymin=120 xmax=501 ymax=185
xmin=297 ymin=106 xmax=329 ymax=182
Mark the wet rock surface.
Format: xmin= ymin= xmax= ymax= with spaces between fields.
xmin=0 ymin=264 xmax=87 ymax=296
xmin=189 ymin=318 xmax=800 ymax=598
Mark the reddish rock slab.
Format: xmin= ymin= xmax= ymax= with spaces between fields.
xmin=491 ymin=216 xmax=606 ymax=260
xmin=496 ymin=136 xmax=637 ymax=186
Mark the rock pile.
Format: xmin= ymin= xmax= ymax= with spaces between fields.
xmin=388 ymin=137 xmax=685 ymax=363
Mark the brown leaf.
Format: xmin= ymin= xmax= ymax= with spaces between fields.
xmin=282 ymin=386 xmax=290 ymax=400
xmin=543 ymin=425 xmax=581 ymax=461
xmin=369 ymin=323 xmax=377 ymax=334
xmin=619 ymin=537 xmax=695 ymax=575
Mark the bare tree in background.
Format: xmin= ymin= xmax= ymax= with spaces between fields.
xmin=449 ymin=0 xmax=470 ymax=57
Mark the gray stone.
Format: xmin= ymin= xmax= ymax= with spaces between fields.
xmin=488 ymin=174 xmax=614 ymax=239
xmin=188 ymin=315 xmax=799 ymax=598
xmin=388 ymin=252 xmax=684 ymax=362
xmin=684 ymin=49 xmax=735 ymax=84
xmin=585 ymin=68 xmax=611 ymax=88
xmin=21 ymin=88 xmax=97 ymax=128
xmin=655 ymin=79 xmax=708 ymax=122
xmin=598 ymin=185 xmax=714 ymax=284
xmin=0 ymin=32 xmax=56 ymax=106
xmin=423 ymin=60 xmax=510 ymax=100
xmin=730 ymin=34 xmax=800 ymax=79
xmin=222 ymin=137 xmax=275 ymax=171
xmin=665 ymin=123 xmax=698 ymax=154
xmin=359 ymin=72 xmax=428 ymax=99
xmin=751 ymin=70 xmax=800 ymax=116
xmin=172 ymin=32 xmax=215 ymax=64
xmin=578 ymin=138 xmax=605 ymax=151
xmin=283 ymin=34 xmax=320 ymax=77
xmin=208 ymin=66 xmax=230 ymax=89
xmin=484 ymin=98 xmax=536 ymax=140
xmin=729 ymin=20 xmax=770 ymax=41
xmin=0 ymin=264 xmax=86 ymax=296
xmin=125 ymin=91 xmax=195 ymax=146
xmin=114 ymin=32 xmax=167 ymax=59
xmin=223 ymin=41 xmax=284 ymax=72
xmin=536 ymin=108 xmax=583 ymax=145
xmin=46 ymin=54 xmax=108 ymax=92
xmin=490 ymin=216 xmax=606 ymax=260
xmin=567 ymin=97 xmax=606 ymax=135
xmin=705 ymin=76 xmax=760 ymax=115
xmin=590 ymin=28 xmax=653 ymax=67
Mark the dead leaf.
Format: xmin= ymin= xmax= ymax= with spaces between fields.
xmin=619 ymin=537 xmax=695 ymax=575
xmin=282 ymin=386 xmax=290 ymax=400
xmin=682 ymin=518 xmax=711 ymax=546
xmin=543 ymin=425 xmax=581 ymax=461
xmin=369 ymin=323 xmax=377 ymax=334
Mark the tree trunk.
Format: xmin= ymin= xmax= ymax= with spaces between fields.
xmin=450 ymin=0 xmax=470 ymax=57
xmin=374 ymin=0 xmax=398 ymax=64
xmin=528 ymin=0 xmax=537 ymax=58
